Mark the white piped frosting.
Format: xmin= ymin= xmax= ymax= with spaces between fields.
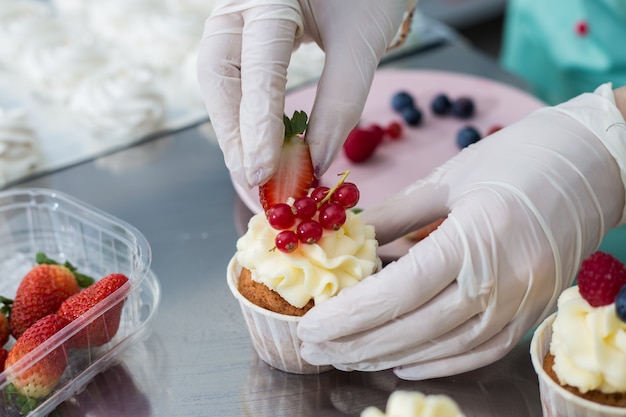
xmin=361 ymin=391 xmax=466 ymax=417
xmin=236 ymin=210 xmax=380 ymax=309
xmin=550 ymin=285 xmax=626 ymax=394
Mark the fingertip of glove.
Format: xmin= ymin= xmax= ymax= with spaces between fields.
xmin=299 ymin=342 xmax=330 ymax=366
xmin=246 ymin=168 xmax=272 ymax=188
xmin=229 ymin=168 xmax=252 ymax=190
xmin=309 ymin=143 xmax=339 ymax=180
xmin=393 ymin=365 xmax=425 ymax=381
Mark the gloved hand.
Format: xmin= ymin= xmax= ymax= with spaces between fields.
xmin=298 ymin=83 xmax=626 ymax=380
xmin=197 ymin=0 xmax=414 ymax=188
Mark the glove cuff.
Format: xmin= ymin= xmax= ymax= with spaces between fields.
xmin=553 ymin=83 xmax=626 ymax=225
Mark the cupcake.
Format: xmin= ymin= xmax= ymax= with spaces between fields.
xmin=531 ymin=251 xmax=626 ymax=417
xmin=360 ymin=390 xmax=466 ymax=417
xmin=227 ymin=112 xmax=381 ymax=374
xmin=227 ymin=196 xmax=380 ymax=374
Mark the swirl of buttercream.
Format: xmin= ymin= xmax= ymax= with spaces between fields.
xmin=550 ymin=285 xmax=626 ymax=394
xmin=236 ymin=210 xmax=380 ymax=309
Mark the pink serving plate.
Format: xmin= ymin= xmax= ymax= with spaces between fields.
xmin=233 ymin=69 xmax=546 ymax=260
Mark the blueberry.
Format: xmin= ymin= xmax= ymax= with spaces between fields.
xmin=391 ymin=91 xmax=415 ymax=112
xmin=451 ymin=97 xmax=475 ymax=119
xmin=616 ymin=285 xmax=626 ymax=322
xmin=402 ymin=107 xmax=422 ymax=126
xmin=431 ymin=93 xmax=451 ymax=115
xmin=456 ymin=126 xmax=481 ymax=148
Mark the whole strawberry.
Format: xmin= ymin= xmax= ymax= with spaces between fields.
xmin=577 ymin=251 xmax=626 ymax=307
xmin=5 ymin=313 xmax=71 ymax=399
xmin=0 ymin=347 xmax=7 ymax=371
xmin=0 ymin=304 xmax=9 ymax=347
xmin=8 ymin=253 xmax=94 ymax=339
xmin=58 ymin=273 xmax=130 ymax=348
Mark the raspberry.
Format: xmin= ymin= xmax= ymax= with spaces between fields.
xmin=343 ymin=127 xmax=382 ymax=163
xmin=577 ymin=252 xmax=626 ymax=307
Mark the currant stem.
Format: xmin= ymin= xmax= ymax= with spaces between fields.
xmin=318 ymin=170 xmax=350 ymax=207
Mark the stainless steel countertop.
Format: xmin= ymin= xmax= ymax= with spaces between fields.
xmin=13 ymin=40 xmax=544 ymax=417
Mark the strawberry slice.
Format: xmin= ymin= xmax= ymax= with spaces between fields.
xmin=259 ymin=111 xmax=315 ymax=212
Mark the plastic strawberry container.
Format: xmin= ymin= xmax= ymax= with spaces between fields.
xmin=0 ymin=188 xmax=160 ymax=417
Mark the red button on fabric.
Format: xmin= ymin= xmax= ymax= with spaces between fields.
xmin=575 ymin=20 xmax=589 ymax=36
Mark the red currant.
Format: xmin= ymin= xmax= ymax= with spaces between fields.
xmin=318 ymin=202 xmax=347 ymax=230
xmin=275 ymin=230 xmax=299 ymax=253
xmin=486 ymin=125 xmax=503 ymax=136
xmin=310 ymin=186 xmax=330 ymax=203
xmin=331 ymin=182 xmax=360 ymax=208
xmin=296 ymin=220 xmax=323 ymax=244
xmin=266 ymin=203 xmax=296 ymax=230
xmin=292 ymin=196 xmax=317 ymax=220
xmin=385 ymin=121 xmax=403 ymax=140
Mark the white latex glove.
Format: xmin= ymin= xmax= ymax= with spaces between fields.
xmin=197 ymin=0 xmax=415 ymax=188
xmin=298 ymin=83 xmax=626 ymax=380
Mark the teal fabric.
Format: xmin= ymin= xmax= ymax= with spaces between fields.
xmin=599 ymin=225 xmax=626 ymax=264
xmin=500 ymin=0 xmax=626 ymax=105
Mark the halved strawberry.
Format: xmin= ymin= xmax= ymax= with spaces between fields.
xmin=259 ymin=110 xmax=315 ymax=212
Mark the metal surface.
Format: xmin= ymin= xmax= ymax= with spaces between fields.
xmin=12 ymin=41 xmax=543 ymax=416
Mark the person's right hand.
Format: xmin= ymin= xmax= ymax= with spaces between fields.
xmin=197 ymin=0 xmax=414 ymax=189
xmin=298 ymin=83 xmax=626 ymax=380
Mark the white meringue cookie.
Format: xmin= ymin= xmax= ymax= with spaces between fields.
xmin=0 ymin=108 xmax=41 ymax=187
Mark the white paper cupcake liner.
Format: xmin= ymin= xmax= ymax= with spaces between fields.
xmin=530 ymin=313 xmax=626 ymax=417
xmin=227 ymin=256 xmax=334 ymax=374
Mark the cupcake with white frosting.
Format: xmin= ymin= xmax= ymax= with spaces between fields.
xmin=531 ymin=251 xmax=626 ymax=417
xmin=228 ymin=169 xmax=380 ymax=374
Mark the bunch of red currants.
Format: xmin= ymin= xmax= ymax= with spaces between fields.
xmin=266 ymin=176 xmax=360 ymax=253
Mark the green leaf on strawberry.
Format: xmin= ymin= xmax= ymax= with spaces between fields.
xmin=259 ymin=110 xmax=315 ymax=212
xmin=35 ymin=252 xmax=94 ymax=288
xmin=283 ymin=110 xmax=308 ymax=139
